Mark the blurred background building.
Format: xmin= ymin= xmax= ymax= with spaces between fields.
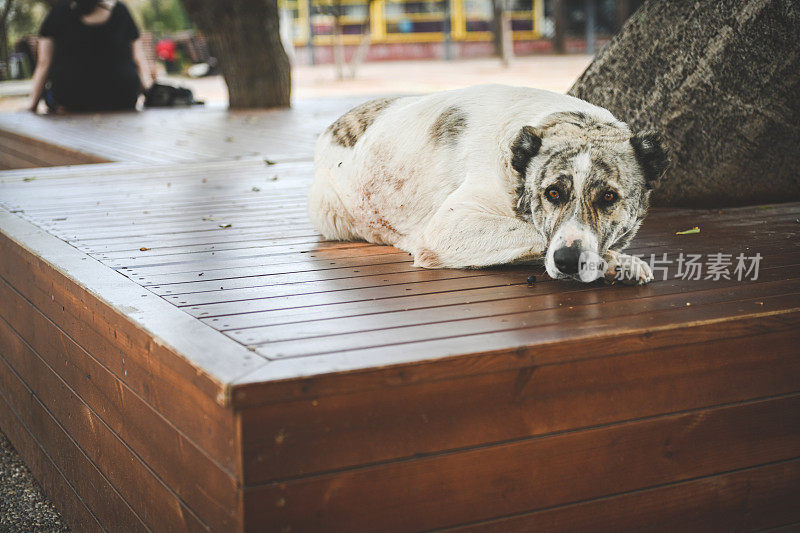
xmin=0 ymin=0 xmax=644 ymax=81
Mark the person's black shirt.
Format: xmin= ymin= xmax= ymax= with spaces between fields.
xmin=40 ymin=1 xmax=142 ymax=111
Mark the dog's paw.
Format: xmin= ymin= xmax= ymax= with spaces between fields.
xmin=605 ymin=252 xmax=653 ymax=285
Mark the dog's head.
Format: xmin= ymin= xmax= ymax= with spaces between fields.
xmin=510 ymin=111 xmax=669 ymax=281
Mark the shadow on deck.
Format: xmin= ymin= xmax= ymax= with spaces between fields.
xmin=0 ymin=105 xmax=799 ymax=532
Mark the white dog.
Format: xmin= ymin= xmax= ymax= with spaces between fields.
xmin=308 ymin=85 xmax=669 ymax=284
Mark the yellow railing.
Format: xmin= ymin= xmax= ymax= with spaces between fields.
xmin=279 ymin=0 xmax=543 ymax=46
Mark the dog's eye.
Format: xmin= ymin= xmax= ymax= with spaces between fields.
xmin=545 ymin=187 xmax=561 ymax=203
xmin=601 ymin=190 xmax=618 ymax=204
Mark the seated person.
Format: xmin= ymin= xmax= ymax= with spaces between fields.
xmin=27 ymin=0 xmax=153 ymax=113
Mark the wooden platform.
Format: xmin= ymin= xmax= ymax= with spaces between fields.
xmin=0 ymin=105 xmax=799 ymax=532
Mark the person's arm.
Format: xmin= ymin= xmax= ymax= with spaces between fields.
xmin=132 ymin=38 xmax=154 ymax=92
xmin=27 ymin=38 xmax=54 ymax=113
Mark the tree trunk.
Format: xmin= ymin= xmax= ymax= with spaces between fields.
xmin=180 ymin=0 xmax=291 ymax=108
xmin=491 ymin=0 xmax=502 ymax=57
xmin=552 ymin=0 xmax=566 ymax=54
xmin=0 ymin=0 xmax=15 ymax=80
xmin=614 ymin=0 xmax=632 ymax=32
xmin=569 ymin=0 xmax=800 ymax=207
xmin=498 ymin=0 xmax=513 ymax=66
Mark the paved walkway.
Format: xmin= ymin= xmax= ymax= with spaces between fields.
xmin=0 ymin=55 xmax=591 ymax=111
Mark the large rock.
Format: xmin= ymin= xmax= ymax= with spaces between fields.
xmin=569 ymin=0 xmax=800 ymax=207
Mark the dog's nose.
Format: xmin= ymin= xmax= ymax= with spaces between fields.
xmin=554 ymin=242 xmax=582 ymax=275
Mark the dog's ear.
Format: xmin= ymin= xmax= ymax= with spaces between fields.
xmin=510 ymin=126 xmax=542 ymax=176
xmin=631 ymin=131 xmax=670 ymax=188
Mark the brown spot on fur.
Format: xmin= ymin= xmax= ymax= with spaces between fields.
xmin=430 ymin=106 xmax=467 ymax=145
xmin=415 ymin=248 xmax=442 ymax=268
xmin=537 ymin=111 xmax=629 ymax=145
xmin=328 ymin=97 xmax=399 ymax=148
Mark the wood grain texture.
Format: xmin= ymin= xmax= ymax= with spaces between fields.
xmin=448 ymin=458 xmax=800 ymax=532
xmin=0 ymin=349 xmax=148 ymax=531
xmin=238 ymin=324 xmax=800 ymax=483
xmin=1 ymin=103 xmax=799 ymax=532
xmin=243 ymin=394 xmax=800 ymax=532
xmin=0 ymin=391 xmax=106 ymax=533
xmin=0 ymin=279 xmax=240 ymax=531
xmin=0 ymin=313 xmax=217 ymax=531
xmin=0 ymin=98 xmax=362 ymax=165
xmin=0 ymin=129 xmax=109 ymax=170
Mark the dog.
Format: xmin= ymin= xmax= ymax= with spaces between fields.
xmin=308 ymin=84 xmax=669 ymax=284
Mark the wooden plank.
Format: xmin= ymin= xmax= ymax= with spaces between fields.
xmin=0 ymin=145 xmax=40 ymax=170
xmin=0 ymin=211 xmax=245 ymax=472
xmin=239 ymin=325 xmax=800 ymax=483
xmin=446 ymin=458 xmax=800 ymax=532
xmin=0 ymin=208 xmax=261 ymax=406
xmin=128 ymin=252 xmax=412 ymax=288
xmin=183 ymin=274 xmax=524 ymax=319
xmin=222 ymin=267 xmax=798 ymax=343
xmin=246 ymin=288 xmax=799 ymax=361
xmin=207 ymin=263 xmax=789 ymax=331
xmin=0 ymin=279 xmax=240 ymax=531
xmin=236 ymin=276 xmax=800 ymax=355
xmin=759 ymin=522 xmax=800 ymax=533
xmin=231 ymin=311 xmax=800 ymax=406
xmin=242 ymin=394 xmax=800 ymax=532
xmin=0 ymin=129 xmax=109 ymax=165
xmin=0 ymin=98 xmax=360 ymax=164
xmin=0 ymin=313 xmax=217 ymax=531
xmin=0 ymin=353 xmax=148 ymax=531
xmin=0 ymin=394 xmax=105 ymax=533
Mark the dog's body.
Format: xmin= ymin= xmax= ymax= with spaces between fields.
xmin=309 ymin=85 xmax=668 ymax=283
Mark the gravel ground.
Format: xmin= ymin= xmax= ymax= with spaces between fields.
xmin=0 ymin=430 xmax=70 ymax=533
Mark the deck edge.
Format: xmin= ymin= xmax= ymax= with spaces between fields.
xmin=0 ymin=207 xmax=266 ymax=407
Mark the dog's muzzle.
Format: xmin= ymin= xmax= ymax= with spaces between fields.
xmin=551 ymin=244 xmax=606 ymax=282
xmin=553 ymin=242 xmax=582 ymax=275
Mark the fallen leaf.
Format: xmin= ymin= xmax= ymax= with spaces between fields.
xmin=252 ymin=186 xmax=261 ymax=192
xmin=198 ymin=272 xmax=204 ymax=277
xmin=675 ymin=227 xmax=700 ymax=235
xmin=219 ymin=223 xmax=232 ymax=229
xmin=202 ymin=215 xmax=217 ymax=221
xmin=225 ymin=136 xmax=235 ymax=142
xmin=271 ymin=175 xmax=279 ymax=181
xmin=139 ymin=247 xmax=150 ymax=251
xmin=23 ymin=177 xmax=35 ymax=182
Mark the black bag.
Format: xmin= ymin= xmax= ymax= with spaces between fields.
xmin=144 ymin=83 xmax=204 ymax=107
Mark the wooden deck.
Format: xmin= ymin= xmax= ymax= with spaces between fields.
xmin=0 ymin=105 xmax=799 ymax=532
